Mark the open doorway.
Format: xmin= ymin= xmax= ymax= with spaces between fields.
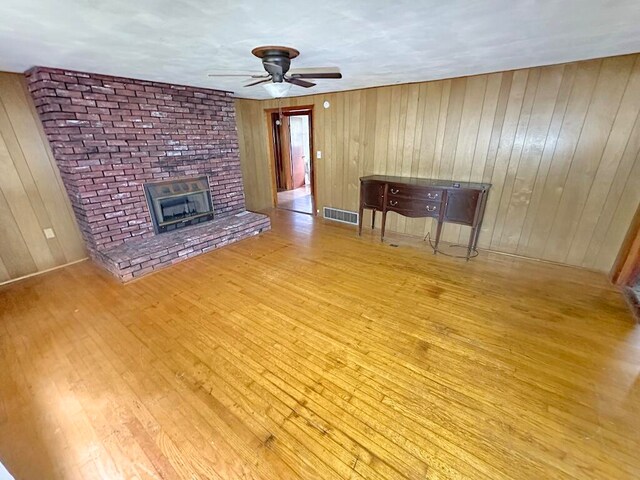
xmin=269 ymin=108 xmax=314 ymax=215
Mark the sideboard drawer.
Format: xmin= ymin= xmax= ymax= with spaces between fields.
xmin=387 ymin=184 xmax=443 ymax=202
xmin=386 ymin=197 xmax=441 ymax=218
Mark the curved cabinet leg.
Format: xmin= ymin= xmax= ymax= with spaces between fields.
xmin=434 ymin=219 xmax=443 ymax=254
xmin=381 ymin=210 xmax=387 ymax=242
xmin=472 ymin=224 xmax=482 ymax=250
xmin=466 ymin=227 xmax=477 ymax=261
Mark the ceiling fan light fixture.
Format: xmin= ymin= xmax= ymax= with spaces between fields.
xmin=262 ymin=82 xmax=292 ymax=98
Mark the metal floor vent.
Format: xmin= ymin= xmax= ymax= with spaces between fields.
xmin=323 ymin=207 xmax=359 ymax=225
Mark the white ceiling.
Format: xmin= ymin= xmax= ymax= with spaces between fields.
xmin=0 ymin=0 xmax=639 ymax=100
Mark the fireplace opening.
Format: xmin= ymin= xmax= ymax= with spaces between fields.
xmin=144 ymin=176 xmax=214 ymax=233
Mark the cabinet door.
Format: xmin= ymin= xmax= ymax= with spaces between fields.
xmin=360 ymin=181 xmax=384 ymax=209
xmin=444 ymin=189 xmax=480 ymax=226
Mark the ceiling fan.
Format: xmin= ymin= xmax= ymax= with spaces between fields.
xmin=208 ymin=46 xmax=342 ymax=97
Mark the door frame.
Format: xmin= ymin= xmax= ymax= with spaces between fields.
xmin=611 ymin=203 xmax=640 ymax=286
xmin=270 ymin=111 xmax=294 ymax=191
xmin=265 ymin=105 xmax=316 ymax=215
xmin=270 ymin=112 xmax=288 ymax=191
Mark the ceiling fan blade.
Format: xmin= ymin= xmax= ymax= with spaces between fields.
xmin=244 ymin=77 xmax=272 ymax=87
xmin=208 ymin=73 xmax=270 ymax=78
xmin=285 ymin=76 xmax=315 ymax=88
xmin=290 ymin=72 xmax=342 ymax=79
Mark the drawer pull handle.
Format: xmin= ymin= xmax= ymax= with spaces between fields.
xmin=427 ymin=193 xmax=439 ymax=199
xmin=426 ymin=205 xmax=437 ymax=212
xmin=389 ymin=200 xmax=398 ymax=206
xmin=390 ymin=188 xmax=399 ymax=194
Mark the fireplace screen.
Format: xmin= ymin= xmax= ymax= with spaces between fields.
xmin=144 ymin=176 xmax=214 ymax=233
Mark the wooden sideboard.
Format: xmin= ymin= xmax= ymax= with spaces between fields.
xmin=358 ymin=175 xmax=491 ymax=260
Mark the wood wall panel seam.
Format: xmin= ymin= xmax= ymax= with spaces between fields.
xmin=0 ymin=177 xmax=38 ymax=278
xmin=0 ymin=86 xmax=68 ymax=266
xmin=572 ymin=58 xmax=640 ymax=266
xmin=0 ymin=114 xmax=54 ymax=271
xmin=0 ymin=72 xmax=86 ymax=282
xmin=563 ymin=57 xmax=638 ymax=265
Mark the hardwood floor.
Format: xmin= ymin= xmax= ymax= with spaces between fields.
xmin=277 ymin=185 xmax=314 ymax=214
xmin=0 ymin=209 xmax=638 ymax=479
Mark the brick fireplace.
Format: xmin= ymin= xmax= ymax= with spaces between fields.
xmin=27 ymin=67 xmax=270 ymax=281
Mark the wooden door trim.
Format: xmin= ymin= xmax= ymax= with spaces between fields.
xmin=269 ymin=112 xmax=284 ymax=191
xmin=280 ymin=115 xmax=293 ymax=190
xmin=264 ymin=105 xmax=316 ymax=214
xmin=306 ymin=111 xmax=316 ymax=215
xmin=265 ymin=111 xmax=279 ymax=208
xmin=265 ymin=105 xmax=315 ymax=115
xmin=611 ymin=203 xmax=640 ymax=286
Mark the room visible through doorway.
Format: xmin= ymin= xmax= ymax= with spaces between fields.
xmin=270 ymin=109 xmax=314 ymax=215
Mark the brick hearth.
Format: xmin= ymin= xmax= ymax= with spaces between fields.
xmin=96 ymin=212 xmax=270 ymax=282
xmin=26 ymin=67 xmax=270 ymax=281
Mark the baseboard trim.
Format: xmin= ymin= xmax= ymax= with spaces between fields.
xmin=363 ymin=226 xmax=605 ymax=274
xmin=475 ymin=246 xmax=603 ymax=273
xmin=0 ymin=258 xmax=88 ymax=287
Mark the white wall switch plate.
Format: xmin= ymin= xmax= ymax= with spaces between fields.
xmin=43 ymin=228 xmax=55 ymax=239
xmin=316 ymin=151 xmax=322 ymax=159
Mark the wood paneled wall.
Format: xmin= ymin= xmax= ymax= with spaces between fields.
xmin=236 ymin=54 xmax=640 ymax=272
xmin=0 ymin=72 xmax=85 ymax=283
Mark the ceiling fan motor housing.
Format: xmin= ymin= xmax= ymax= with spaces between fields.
xmin=252 ymin=46 xmax=300 ymax=83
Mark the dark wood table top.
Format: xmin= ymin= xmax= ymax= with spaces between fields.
xmin=360 ymin=175 xmax=491 ymax=190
